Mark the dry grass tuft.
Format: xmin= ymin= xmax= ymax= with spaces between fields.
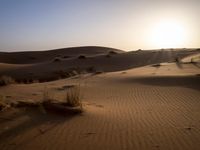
xmin=65 ymin=86 xmax=82 ymax=107
xmin=0 ymin=96 xmax=10 ymax=111
xmin=53 ymin=57 xmax=62 ymax=62
xmin=1 ymin=86 xmax=83 ymax=114
xmin=41 ymin=86 xmax=83 ymax=114
xmin=78 ymin=55 xmax=86 ymax=59
xmin=0 ymin=76 xmax=15 ymax=86
xmin=108 ymin=51 xmax=118 ymax=55
xmin=151 ymin=63 xmax=161 ymax=67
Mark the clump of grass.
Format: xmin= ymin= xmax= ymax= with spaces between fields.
xmin=137 ymin=49 xmax=142 ymax=52
xmin=108 ymin=51 xmax=118 ymax=55
xmin=93 ymin=70 xmax=103 ymax=75
xmin=78 ymin=55 xmax=86 ymax=59
xmin=0 ymin=76 xmax=15 ymax=86
xmin=151 ymin=63 xmax=161 ymax=68
xmin=0 ymin=96 xmax=9 ymax=111
xmin=0 ymin=101 xmax=7 ymax=111
xmin=65 ymin=86 xmax=82 ymax=107
xmin=40 ymin=86 xmax=83 ymax=114
xmin=175 ymin=57 xmax=181 ymax=63
xmin=53 ymin=57 xmax=62 ymax=62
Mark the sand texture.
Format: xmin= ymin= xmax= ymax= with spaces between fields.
xmin=0 ymin=47 xmax=200 ymax=150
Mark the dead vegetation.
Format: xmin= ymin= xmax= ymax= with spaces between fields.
xmin=0 ymin=76 xmax=15 ymax=86
xmin=0 ymin=96 xmax=10 ymax=111
xmin=108 ymin=51 xmax=118 ymax=55
xmin=64 ymin=86 xmax=82 ymax=107
xmin=78 ymin=55 xmax=86 ymax=59
xmin=151 ymin=63 xmax=161 ymax=68
xmin=53 ymin=57 xmax=62 ymax=62
xmin=1 ymin=85 xmax=83 ymax=115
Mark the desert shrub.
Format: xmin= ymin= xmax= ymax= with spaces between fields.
xmin=64 ymin=86 xmax=82 ymax=107
xmin=78 ymin=55 xmax=86 ymax=59
xmin=87 ymin=66 xmax=96 ymax=72
xmin=93 ymin=70 xmax=103 ymax=75
xmin=0 ymin=95 xmax=9 ymax=111
xmin=108 ymin=51 xmax=118 ymax=55
xmin=0 ymin=76 xmax=15 ymax=86
xmin=151 ymin=63 xmax=161 ymax=67
xmin=191 ymin=58 xmax=195 ymax=63
xmin=175 ymin=57 xmax=181 ymax=63
xmin=0 ymin=101 xmax=7 ymax=111
xmin=53 ymin=57 xmax=62 ymax=62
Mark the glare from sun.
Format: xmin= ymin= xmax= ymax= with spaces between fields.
xmin=151 ymin=20 xmax=187 ymax=48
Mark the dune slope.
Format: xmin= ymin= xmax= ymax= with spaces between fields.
xmin=0 ymin=63 xmax=200 ymax=150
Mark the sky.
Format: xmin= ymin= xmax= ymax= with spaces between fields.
xmin=0 ymin=0 xmax=199 ymax=52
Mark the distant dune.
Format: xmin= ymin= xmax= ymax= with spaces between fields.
xmin=0 ymin=47 xmax=199 ymax=81
xmin=0 ymin=46 xmax=200 ymax=150
xmin=0 ymin=46 xmax=124 ymax=64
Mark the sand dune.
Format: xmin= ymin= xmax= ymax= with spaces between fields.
xmin=0 ymin=48 xmax=199 ymax=81
xmin=0 ymin=61 xmax=200 ymax=150
xmin=0 ymin=47 xmax=200 ymax=150
xmin=0 ymin=46 xmax=123 ymax=64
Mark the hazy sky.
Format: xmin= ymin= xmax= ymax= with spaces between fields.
xmin=0 ymin=0 xmax=199 ymax=51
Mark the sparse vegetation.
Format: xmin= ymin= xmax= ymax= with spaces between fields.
xmin=0 ymin=76 xmax=15 ymax=86
xmin=175 ymin=57 xmax=181 ymax=63
xmin=151 ymin=63 xmax=161 ymax=67
xmin=64 ymin=86 xmax=82 ymax=107
xmin=78 ymin=55 xmax=86 ymax=59
xmin=7 ymin=86 xmax=83 ymax=114
xmin=53 ymin=57 xmax=62 ymax=62
xmin=108 ymin=51 xmax=118 ymax=55
xmin=0 ymin=96 xmax=9 ymax=111
xmin=93 ymin=70 xmax=103 ymax=75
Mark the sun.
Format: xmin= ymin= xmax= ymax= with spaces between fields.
xmin=150 ymin=20 xmax=187 ymax=48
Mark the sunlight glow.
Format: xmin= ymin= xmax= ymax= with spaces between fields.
xmin=150 ymin=20 xmax=187 ymax=48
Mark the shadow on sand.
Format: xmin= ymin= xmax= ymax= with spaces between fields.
xmin=0 ymin=107 xmax=80 ymax=148
xmin=122 ymin=75 xmax=200 ymax=91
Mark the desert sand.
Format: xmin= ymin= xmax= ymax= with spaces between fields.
xmin=0 ymin=47 xmax=200 ymax=150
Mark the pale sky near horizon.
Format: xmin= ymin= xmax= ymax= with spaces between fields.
xmin=0 ymin=0 xmax=199 ymax=52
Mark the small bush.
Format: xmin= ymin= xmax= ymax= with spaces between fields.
xmin=151 ymin=63 xmax=161 ymax=67
xmin=0 ymin=76 xmax=15 ymax=86
xmin=0 ymin=96 xmax=9 ymax=111
xmin=78 ymin=55 xmax=86 ymax=59
xmin=53 ymin=57 xmax=62 ymax=62
xmin=175 ymin=57 xmax=181 ymax=63
xmin=93 ymin=70 xmax=103 ymax=75
xmin=0 ymin=101 xmax=7 ymax=111
xmin=108 ymin=51 xmax=118 ymax=55
xmin=65 ymin=86 xmax=82 ymax=107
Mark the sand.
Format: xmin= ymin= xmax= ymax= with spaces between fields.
xmin=0 ymin=47 xmax=200 ymax=150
